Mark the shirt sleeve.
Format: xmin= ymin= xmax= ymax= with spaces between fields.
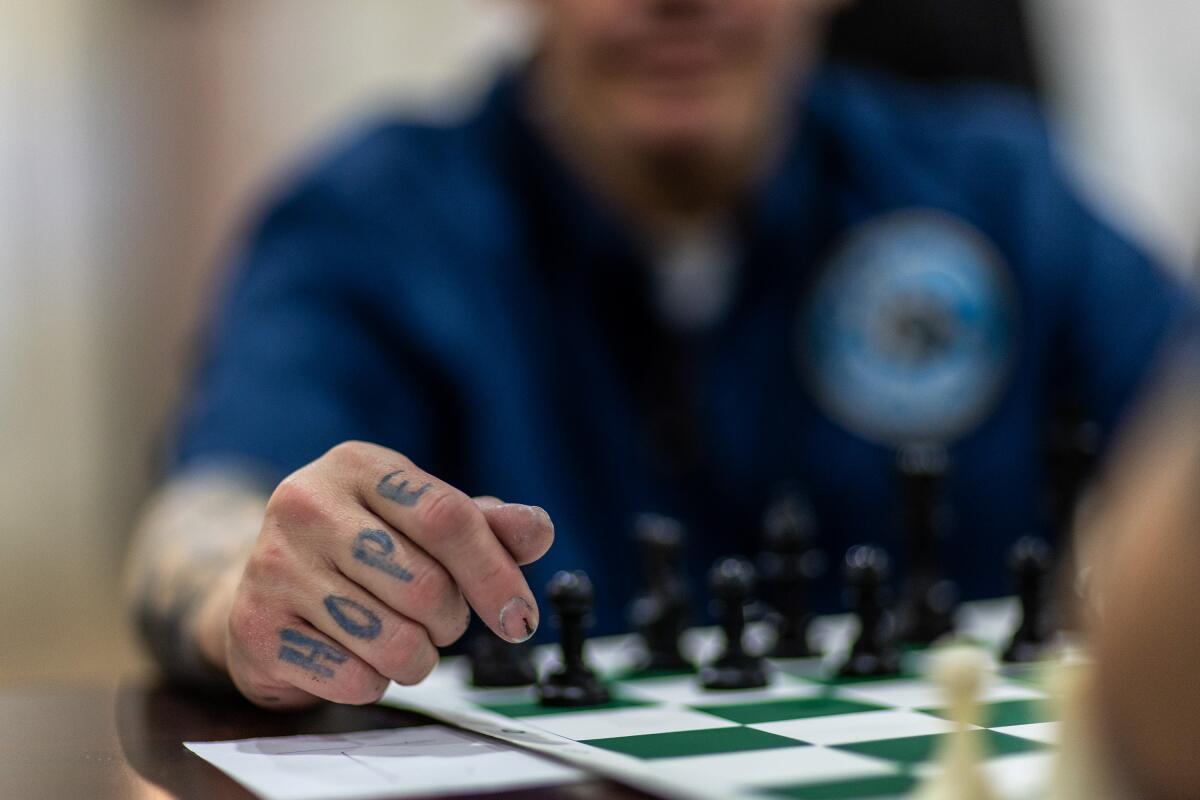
xmin=1033 ymin=159 xmax=1200 ymax=435
xmin=169 ymin=169 xmax=437 ymax=486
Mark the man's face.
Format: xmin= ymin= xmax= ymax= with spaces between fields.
xmin=533 ymin=0 xmax=837 ymax=160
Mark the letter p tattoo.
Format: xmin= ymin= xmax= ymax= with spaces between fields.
xmin=352 ymin=529 xmax=414 ymax=582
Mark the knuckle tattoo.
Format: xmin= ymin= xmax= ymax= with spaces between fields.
xmin=324 ymin=595 xmax=383 ymax=641
xmin=351 ymin=528 xmax=414 ymax=582
xmin=377 ymin=469 xmax=432 ymax=507
xmin=277 ymin=628 xmax=348 ymax=679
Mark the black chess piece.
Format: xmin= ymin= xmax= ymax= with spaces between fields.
xmin=700 ymin=557 xmax=769 ymax=690
xmin=838 ymin=545 xmax=902 ymax=679
xmin=759 ymin=492 xmax=824 ymax=658
xmin=468 ymin=631 xmax=536 ymax=688
xmin=629 ymin=514 xmax=692 ymax=672
xmin=1045 ymin=408 xmax=1101 ymax=539
xmin=1002 ymin=536 xmax=1053 ymax=663
xmin=894 ymin=444 xmax=959 ymax=645
xmin=1043 ymin=408 xmax=1099 ymax=633
xmin=538 ymin=570 xmax=611 ymax=707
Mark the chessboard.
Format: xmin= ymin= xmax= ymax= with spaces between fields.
xmin=381 ymin=599 xmax=1061 ymax=800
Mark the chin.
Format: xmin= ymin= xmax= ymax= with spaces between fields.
xmin=615 ymin=95 xmax=751 ymax=161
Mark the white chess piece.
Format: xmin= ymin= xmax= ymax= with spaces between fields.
xmin=914 ymin=645 xmax=998 ymax=800
xmin=1043 ymin=655 xmax=1117 ymax=800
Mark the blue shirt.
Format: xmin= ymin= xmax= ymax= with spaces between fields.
xmin=172 ymin=65 xmax=1197 ymax=633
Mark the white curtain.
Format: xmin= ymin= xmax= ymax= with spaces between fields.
xmin=0 ymin=0 xmax=528 ymax=684
xmin=1033 ymin=0 xmax=1200 ymax=273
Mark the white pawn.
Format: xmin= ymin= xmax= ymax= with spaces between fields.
xmin=915 ymin=645 xmax=998 ymax=800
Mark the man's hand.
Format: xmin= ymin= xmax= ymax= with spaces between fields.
xmin=212 ymin=442 xmax=553 ymax=708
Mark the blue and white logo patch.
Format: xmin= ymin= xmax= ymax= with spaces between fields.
xmin=801 ymin=210 xmax=1017 ymax=446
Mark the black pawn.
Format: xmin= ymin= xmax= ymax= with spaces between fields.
xmin=701 ymin=557 xmax=769 ymax=690
xmin=538 ymin=570 xmax=610 ymax=707
xmin=760 ymin=493 xmax=824 ymax=658
xmin=1045 ymin=410 xmax=1101 ymax=538
xmin=894 ymin=444 xmax=959 ymax=645
xmin=1003 ymin=536 xmax=1053 ymax=663
xmin=629 ymin=514 xmax=692 ymax=672
xmin=838 ymin=545 xmax=902 ymax=679
xmin=1043 ymin=410 xmax=1099 ymax=633
xmin=468 ymin=632 xmax=536 ymax=688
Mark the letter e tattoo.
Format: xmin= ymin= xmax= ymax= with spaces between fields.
xmin=352 ymin=528 xmax=414 ymax=582
xmin=376 ymin=470 xmax=431 ymax=507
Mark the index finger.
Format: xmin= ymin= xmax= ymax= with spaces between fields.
xmin=329 ymin=443 xmax=539 ymax=643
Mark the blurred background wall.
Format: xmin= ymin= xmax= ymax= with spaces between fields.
xmin=0 ymin=0 xmax=1196 ymax=686
xmin=0 ymin=0 xmax=530 ymax=685
xmin=1032 ymin=0 xmax=1200 ymax=270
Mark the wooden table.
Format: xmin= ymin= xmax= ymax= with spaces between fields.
xmin=0 ymin=679 xmax=647 ymax=800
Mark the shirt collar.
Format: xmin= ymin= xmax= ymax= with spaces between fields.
xmin=480 ymin=64 xmax=830 ymax=296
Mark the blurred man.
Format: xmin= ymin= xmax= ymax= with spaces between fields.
xmin=126 ymin=0 xmax=1196 ymax=709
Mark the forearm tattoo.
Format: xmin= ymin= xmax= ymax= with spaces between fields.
xmin=324 ymin=595 xmax=382 ymax=640
xmin=278 ymin=628 xmax=349 ymax=678
xmin=352 ymin=528 xmax=413 ymax=582
xmin=124 ymin=470 xmax=268 ymax=687
xmin=376 ymin=469 xmax=431 ymax=507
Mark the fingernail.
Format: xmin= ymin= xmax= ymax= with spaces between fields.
xmin=474 ymin=496 xmax=504 ymax=510
xmin=507 ymin=503 xmax=551 ymax=525
xmin=498 ymin=596 xmax=538 ymax=643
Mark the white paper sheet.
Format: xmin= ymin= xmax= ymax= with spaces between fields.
xmin=185 ymin=724 xmax=583 ymax=800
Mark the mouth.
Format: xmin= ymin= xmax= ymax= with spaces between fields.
xmin=608 ymin=15 xmax=739 ymax=84
xmin=632 ymin=32 xmax=726 ymax=77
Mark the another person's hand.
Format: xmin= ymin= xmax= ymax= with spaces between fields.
xmin=204 ymin=441 xmax=553 ymax=708
xmin=1090 ymin=373 xmax=1200 ymax=799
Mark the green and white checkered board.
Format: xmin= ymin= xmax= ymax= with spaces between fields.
xmin=381 ymin=599 xmax=1059 ymax=800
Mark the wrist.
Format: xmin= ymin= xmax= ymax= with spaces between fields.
xmin=193 ymin=565 xmax=243 ymax=676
